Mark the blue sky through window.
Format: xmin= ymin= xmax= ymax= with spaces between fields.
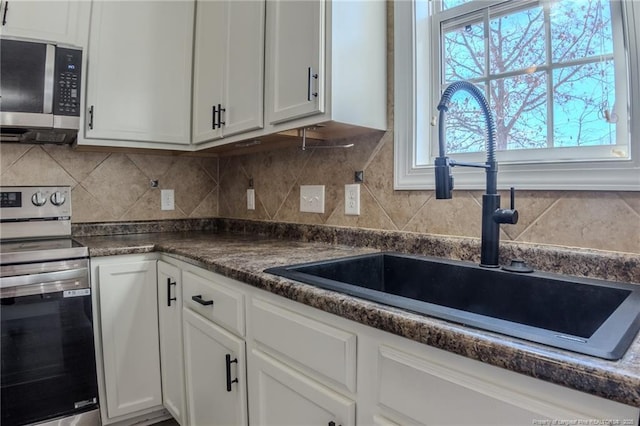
xmin=440 ymin=0 xmax=617 ymax=154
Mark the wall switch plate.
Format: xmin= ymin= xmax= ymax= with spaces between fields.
xmin=247 ymin=189 xmax=255 ymax=210
xmin=161 ymin=189 xmax=174 ymax=210
xmin=345 ymin=184 xmax=360 ymax=215
xmin=300 ymin=185 xmax=325 ymax=213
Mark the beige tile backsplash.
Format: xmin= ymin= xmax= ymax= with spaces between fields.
xmin=0 ymin=144 xmax=219 ymax=222
xmin=217 ymin=132 xmax=639 ymax=254
xmin=1 ymin=136 xmax=638 ymax=253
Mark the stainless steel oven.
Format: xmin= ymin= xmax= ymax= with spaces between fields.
xmin=0 ymin=186 xmax=99 ymax=426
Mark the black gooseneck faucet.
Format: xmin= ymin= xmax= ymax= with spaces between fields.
xmin=434 ymin=81 xmax=518 ymax=268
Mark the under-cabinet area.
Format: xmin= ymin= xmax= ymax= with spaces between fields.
xmin=88 ymin=253 xmax=640 ymax=426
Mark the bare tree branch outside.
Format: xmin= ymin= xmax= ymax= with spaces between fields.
xmin=440 ymin=0 xmax=617 ymax=154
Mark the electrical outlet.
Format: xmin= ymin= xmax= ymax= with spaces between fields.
xmin=345 ymin=184 xmax=360 ymax=215
xmin=247 ymin=189 xmax=255 ymax=210
xmin=300 ymin=185 xmax=325 ymax=213
xmin=161 ymin=189 xmax=174 ymax=210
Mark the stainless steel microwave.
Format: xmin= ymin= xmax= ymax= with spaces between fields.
xmin=0 ymin=39 xmax=82 ymax=144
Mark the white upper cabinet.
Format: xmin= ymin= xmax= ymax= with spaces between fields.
xmin=82 ymin=1 xmax=193 ymax=147
xmin=264 ymin=0 xmax=324 ymax=124
xmin=73 ymin=0 xmax=385 ymax=151
xmin=264 ymin=0 xmax=387 ymax=133
xmin=0 ymin=0 xmax=90 ymax=46
xmin=192 ymin=0 xmax=265 ymax=144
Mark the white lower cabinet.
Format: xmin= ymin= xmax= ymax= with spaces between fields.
xmin=376 ymin=344 xmax=551 ymax=424
xmin=247 ymin=296 xmax=357 ymax=426
xmin=157 ymin=261 xmax=186 ymax=424
xmin=248 ymin=349 xmax=355 ymax=426
xmin=367 ymin=336 xmax=639 ymax=426
xmin=93 ymin=254 xmax=638 ymax=426
xmin=181 ymin=266 xmax=248 ymax=426
xmin=183 ymin=307 xmax=247 ymax=426
xmin=92 ymin=256 xmax=163 ymax=424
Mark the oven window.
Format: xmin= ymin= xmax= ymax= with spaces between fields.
xmin=1 ymin=292 xmax=98 ymax=426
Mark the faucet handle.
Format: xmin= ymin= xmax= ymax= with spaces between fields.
xmin=510 ymin=186 xmax=515 ymax=210
xmin=493 ymin=187 xmax=519 ymax=225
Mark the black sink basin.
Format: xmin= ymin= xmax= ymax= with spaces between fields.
xmin=265 ymin=252 xmax=640 ymax=360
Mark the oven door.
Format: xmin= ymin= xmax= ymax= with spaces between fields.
xmin=0 ymin=260 xmax=99 ymax=426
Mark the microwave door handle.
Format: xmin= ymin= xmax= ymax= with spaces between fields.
xmin=43 ymin=44 xmax=55 ymax=114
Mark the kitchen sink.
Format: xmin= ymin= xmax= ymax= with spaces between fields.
xmin=265 ymin=252 xmax=640 ymax=360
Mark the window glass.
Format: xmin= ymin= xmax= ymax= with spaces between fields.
xmin=434 ymin=0 xmax=624 ymax=159
xmin=443 ymin=21 xmax=485 ymax=82
xmin=552 ymin=61 xmax=617 ymax=147
xmin=393 ymin=0 xmax=638 ymax=190
xmin=489 ymin=6 xmax=545 ymax=75
xmin=550 ymin=0 xmax=613 ymax=62
xmin=442 ymin=0 xmax=473 ymax=11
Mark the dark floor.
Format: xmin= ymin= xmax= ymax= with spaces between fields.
xmin=151 ymin=419 xmax=179 ymax=426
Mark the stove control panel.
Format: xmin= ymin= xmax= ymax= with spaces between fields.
xmin=0 ymin=186 xmax=71 ymax=220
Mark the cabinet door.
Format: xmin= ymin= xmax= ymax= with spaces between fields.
xmin=377 ymin=345 xmax=580 ymax=425
xmin=265 ymin=0 xmax=324 ymax=125
xmin=248 ymin=349 xmax=355 ymax=426
xmin=157 ymin=261 xmax=185 ymax=424
xmin=97 ymin=260 xmax=162 ymax=419
xmin=84 ymin=1 xmax=193 ymax=145
xmin=221 ymin=0 xmax=264 ymax=138
xmin=0 ymin=0 xmax=88 ymax=45
xmin=192 ymin=0 xmax=225 ymax=143
xmin=192 ymin=0 xmax=264 ymax=143
xmin=183 ymin=308 xmax=247 ymax=426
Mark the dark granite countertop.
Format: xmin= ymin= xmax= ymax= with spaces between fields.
xmin=75 ymin=223 xmax=640 ymax=408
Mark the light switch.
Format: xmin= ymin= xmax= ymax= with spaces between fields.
xmin=300 ymin=185 xmax=325 ymax=213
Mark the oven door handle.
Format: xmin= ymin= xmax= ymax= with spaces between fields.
xmin=0 ymin=268 xmax=89 ymax=298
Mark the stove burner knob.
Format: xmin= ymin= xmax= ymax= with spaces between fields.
xmin=50 ymin=191 xmax=66 ymax=206
xmin=31 ymin=191 xmax=47 ymax=206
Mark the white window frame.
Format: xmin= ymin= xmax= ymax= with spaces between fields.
xmin=394 ymin=0 xmax=640 ymax=191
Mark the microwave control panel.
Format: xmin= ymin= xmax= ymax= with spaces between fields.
xmin=53 ymin=48 xmax=82 ymax=117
